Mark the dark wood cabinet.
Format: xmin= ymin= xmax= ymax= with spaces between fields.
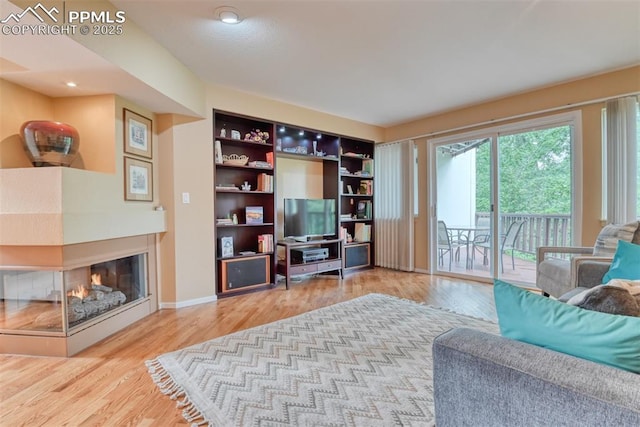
xmin=277 ymin=239 xmax=343 ymax=289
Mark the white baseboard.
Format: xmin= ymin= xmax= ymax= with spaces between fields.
xmin=160 ymin=294 xmax=217 ymax=309
xmin=413 ymin=268 xmax=430 ymax=274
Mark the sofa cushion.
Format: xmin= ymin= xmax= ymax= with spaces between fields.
xmin=603 ymin=240 xmax=640 ymax=283
xmin=566 ymin=285 xmax=640 ymax=317
xmin=494 ymin=279 xmax=640 ymax=373
xmin=593 ymin=221 xmax=639 ymax=256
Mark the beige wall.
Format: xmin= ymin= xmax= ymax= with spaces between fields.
xmin=0 ymin=81 xmax=165 ymax=247
xmin=0 ymin=80 xmax=115 ymax=172
xmin=1 ymin=80 xmax=54 ymax=168
xmin=387 ymin=66 xmax=640 ymax=272
xmin=157 ymin=114 xmax=215 ymax=304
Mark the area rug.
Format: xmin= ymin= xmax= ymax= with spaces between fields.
xmin=146 ymin=293 xmax=498 ymax=426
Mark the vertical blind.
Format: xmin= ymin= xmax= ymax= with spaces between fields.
xmin=605 ymin=96 xmax=638 ymax=224
xmin=374 ymin=140 xmax=414 ymax=271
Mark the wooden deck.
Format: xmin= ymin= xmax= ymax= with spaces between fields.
xmin=437 ymin=246 xmax=537 ymax=285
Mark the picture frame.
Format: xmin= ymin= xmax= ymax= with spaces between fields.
xmin=124 ymin=157 xmax=153 ymax=201
xmin=123 ymin=108 xmax=152 ymax=158
xmin=220 ymin=236 xmax=234 ymax=258
xmin=245 ymin=206 xmax=264 ymax=224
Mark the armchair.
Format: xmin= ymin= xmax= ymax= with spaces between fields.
xmin=536 ymin=246 xmax=612 ymax=297
xmin=536 ymin=221 xmax=640 ymax=298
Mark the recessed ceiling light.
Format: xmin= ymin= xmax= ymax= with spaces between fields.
xmin=215 ymin=6 xmax=242 ymax=24
xmin=66 ymin=81 xmax=77 ymax=87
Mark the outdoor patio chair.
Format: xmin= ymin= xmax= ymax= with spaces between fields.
xmin=437 ymin=220 xmax=462 ymax=271
xmin=472 ymin=219 xmax=526 ymax=273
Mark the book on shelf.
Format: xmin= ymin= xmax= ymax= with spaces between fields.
xmin=340 ymin=226 xmax=348 ymax=242
xmin=258 ymin=234 xmax=274 ymax=253
xmin=356 ymin=200 xmax=372 ymax=219
xmin=248 ymin=160 xmax=272 ymax=168
xmin=216 ymin=218 xmax=234 ymax=226
xmin=216 ymin=183 xmax=239 ymax=191
xmin=256 ymin=173 xmax=273 ymax=192
xmin=354 ymin=222 xmax=371 ymax=242
xmin=358 ymin=180 xmax=373 ymax=195
xmin=266 ymin=152 xmax=274 ymax=167
xmin=340 ymin=213 xmax=353 ymax=221
xmin=362 ymin=159 xmax=374 ymax=176
xmin=245 ymin=206 xmax=264 ymax=224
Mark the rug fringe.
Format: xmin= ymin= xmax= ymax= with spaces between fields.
xmin=145 ymin=359 xmax=212 ymax=426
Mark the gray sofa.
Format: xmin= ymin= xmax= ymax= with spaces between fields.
xmin=433 ymin=328 xmax=640 ymax=426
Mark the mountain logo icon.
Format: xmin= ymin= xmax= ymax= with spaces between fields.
xmin=1 ymin=3 xmax=59 ymax=24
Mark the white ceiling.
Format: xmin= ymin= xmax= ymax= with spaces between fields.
xmin=2 ymin=0 xmax=640 ymax=127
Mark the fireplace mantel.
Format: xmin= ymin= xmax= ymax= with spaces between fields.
xmin=0 ymin=167 xmax=165 ymax=246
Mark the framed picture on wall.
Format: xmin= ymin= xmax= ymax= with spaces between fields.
xmin=124 ymin=157 xmax=153 ymax=201
xmin=124 ymin=108 xmax=152 ymax=158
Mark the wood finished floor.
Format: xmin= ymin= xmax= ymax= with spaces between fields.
xmin=0 ymin=268 xmax=496 ymax=426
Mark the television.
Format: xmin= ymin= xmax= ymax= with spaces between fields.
xmin=284 ymin=198 xmax=336 ymax=239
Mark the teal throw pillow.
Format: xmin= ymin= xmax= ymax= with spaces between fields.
xmin=494 ymin=279 xmax=640 ymax=373
xmin=602 ymin=240 xmax=640 ymax=283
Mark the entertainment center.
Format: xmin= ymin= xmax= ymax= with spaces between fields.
xmin=277 ymin=239 xmax=343 ymax=290
xmin=213 ymin=110 xmax=375 ymax=296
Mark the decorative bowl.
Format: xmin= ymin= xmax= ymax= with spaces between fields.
xmin=222 ymin=154 xmax=249 ymax=166
xmin=20 ymin=120 xmax=80 ymax=167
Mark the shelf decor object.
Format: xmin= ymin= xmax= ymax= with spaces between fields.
xmin=244 ymin=129 xmax=270 ymax=143
xmin=220 ymin=236 xmax=234 ymax=258
xmin=123 ymin=108 xmax=152 ymax=159
xmin=124 ymin=157 xmax=153 ymax=201
xmin=20 ymin=120 xmax=80 ymax=167
xmin=222 ymin=154 xmax=249 ymax=166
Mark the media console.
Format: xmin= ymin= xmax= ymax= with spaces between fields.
xmin=277 ymin=238 xmax=343 ymax=289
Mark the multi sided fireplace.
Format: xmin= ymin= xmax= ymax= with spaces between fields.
xmin=1 ymin=253 xmax=146 ymax=332
xmin=0 ymin=235 xmax=159 ymax=356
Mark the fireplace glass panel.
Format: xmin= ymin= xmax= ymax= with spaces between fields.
xmin=0 ymin=253 xmax=148 ymax=335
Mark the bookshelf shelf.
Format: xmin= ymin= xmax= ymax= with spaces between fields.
xmin=214 ymin=110 xmax=276 ymax=297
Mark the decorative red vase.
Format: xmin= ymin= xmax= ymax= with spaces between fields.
xmin=20 ymin=121 xmax=80 ymax=167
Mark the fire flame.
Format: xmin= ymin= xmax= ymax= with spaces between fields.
xmin=68 ymin=274 xmax=101 ymax=300
xmin=69 ymin=285 xmax=89 ymax=299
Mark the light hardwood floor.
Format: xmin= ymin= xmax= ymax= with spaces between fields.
xmin=0 ymin=268 xmax=496 ymax=426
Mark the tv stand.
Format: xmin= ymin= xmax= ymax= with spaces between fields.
xmin=277 ymin=238 xmax=343 ymax=289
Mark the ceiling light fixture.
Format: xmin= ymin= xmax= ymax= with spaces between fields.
xmin=215 ymin=6 xmax=242 ymax=24
xmin=66 ymin=81 xmax=77 ymax=87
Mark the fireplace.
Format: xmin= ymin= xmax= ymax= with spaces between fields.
xmin=0 ymin=235 xmax=159 ymax=356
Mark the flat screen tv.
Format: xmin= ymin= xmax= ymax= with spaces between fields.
xmin=284 ymin=198 xmax=336 ymax=239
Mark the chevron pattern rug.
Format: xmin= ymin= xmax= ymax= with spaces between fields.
xmin=146 ymin=293 xmax=498 ymax=426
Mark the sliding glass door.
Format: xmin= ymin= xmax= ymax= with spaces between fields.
xmin=434 ymin=138 xmax=492 ymax=278
xmin=431 ymin=112 xmax=580 ymax=286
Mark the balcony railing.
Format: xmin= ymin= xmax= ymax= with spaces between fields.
xmin=476 ymin=212 xmax=571 ymax=255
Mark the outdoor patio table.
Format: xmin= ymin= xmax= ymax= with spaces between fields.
xmin=447 ymin=225 xmax=490 ymax=269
